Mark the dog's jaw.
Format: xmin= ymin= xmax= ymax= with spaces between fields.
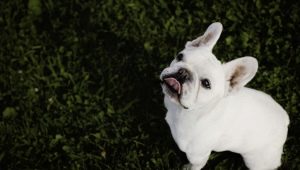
xmin=160 ymin=66 xmax=193 ymax=109
xmin=161 ymin=82 xmax=189 ymax=109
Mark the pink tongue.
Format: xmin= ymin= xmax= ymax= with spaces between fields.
xmin=164 ymin=78 xmax=181 ymax=94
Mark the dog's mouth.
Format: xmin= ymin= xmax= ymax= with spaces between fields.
xmin=161 ymin=68 xmax=191 ymax=95
xmin=161 ymin=68 xmax=191 ymax=109
xmin=163 ymin=77 xmax=182 ymax=95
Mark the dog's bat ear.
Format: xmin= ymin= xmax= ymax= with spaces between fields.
xmin=185 ymin=22 xmax=223 ymax=51
xmin=223 ymin=57 xmax=258 ymax=92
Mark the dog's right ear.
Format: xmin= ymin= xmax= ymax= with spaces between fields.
xmin=185 ymin=22 xmax=223 ymax=51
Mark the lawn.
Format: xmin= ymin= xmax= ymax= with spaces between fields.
xmin=0 ymin=0 xmax=299 ymax=169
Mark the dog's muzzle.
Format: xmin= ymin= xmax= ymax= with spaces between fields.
xmin=161 ymin=68 xmax=191 ymax=95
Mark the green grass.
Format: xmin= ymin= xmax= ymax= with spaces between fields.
xmin=0 ymin=0 xmax=299 ymax=169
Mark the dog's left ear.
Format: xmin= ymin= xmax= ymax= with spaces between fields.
xmin=223 ymin=57 xmax=258 ymax=91
xmin=185 ymin=22 xmax=223 ymax=51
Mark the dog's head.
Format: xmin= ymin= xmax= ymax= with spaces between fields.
xmin=160 ymin=22 xmax=258 ymax=110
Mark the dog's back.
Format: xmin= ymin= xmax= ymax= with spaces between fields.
xmin=215 ymin=87 xmax=289 ymax=169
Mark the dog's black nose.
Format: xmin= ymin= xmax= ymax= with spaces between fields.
xmin=177 ymin=68 xmax=190 ymax=82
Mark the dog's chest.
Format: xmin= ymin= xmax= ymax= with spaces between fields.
xmin=165 ymin=109 xmax=219 ymax=152
xmin=165 ymin=111 xmax=194 ymax=151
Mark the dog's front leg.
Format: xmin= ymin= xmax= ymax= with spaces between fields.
xmin=185 ymin=152 xmax=210 ymax=170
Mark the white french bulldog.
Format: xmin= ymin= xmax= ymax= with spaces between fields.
xmin=160 ymin=22 xmax=289 ymax=170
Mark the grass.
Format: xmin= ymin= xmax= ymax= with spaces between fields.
xmin=0 ymin=0 xmax=299 ymax=169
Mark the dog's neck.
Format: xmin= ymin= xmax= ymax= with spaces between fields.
xmin=165 ymin=96 xmax=224 ymax=151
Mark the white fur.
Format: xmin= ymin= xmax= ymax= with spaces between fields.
xmin=161 ymin=22 xmax=289 ymax=170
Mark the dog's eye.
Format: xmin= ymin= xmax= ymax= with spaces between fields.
xmin=201 ymin=79 xmax=211 ymax=89
xmin=176 ymin=53 xmax=184 ymax=61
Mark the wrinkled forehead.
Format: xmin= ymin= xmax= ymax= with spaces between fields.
xmin=181 ymin=47 xmax=221 ymax=66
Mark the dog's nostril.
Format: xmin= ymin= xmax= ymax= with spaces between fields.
xmin=178 ymin=69 xmax=183 ymax=74
xmin=178 ymin=68 xmax=190 ymax=80
xmin=178 ymin=68 xmax=186 ymax=74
